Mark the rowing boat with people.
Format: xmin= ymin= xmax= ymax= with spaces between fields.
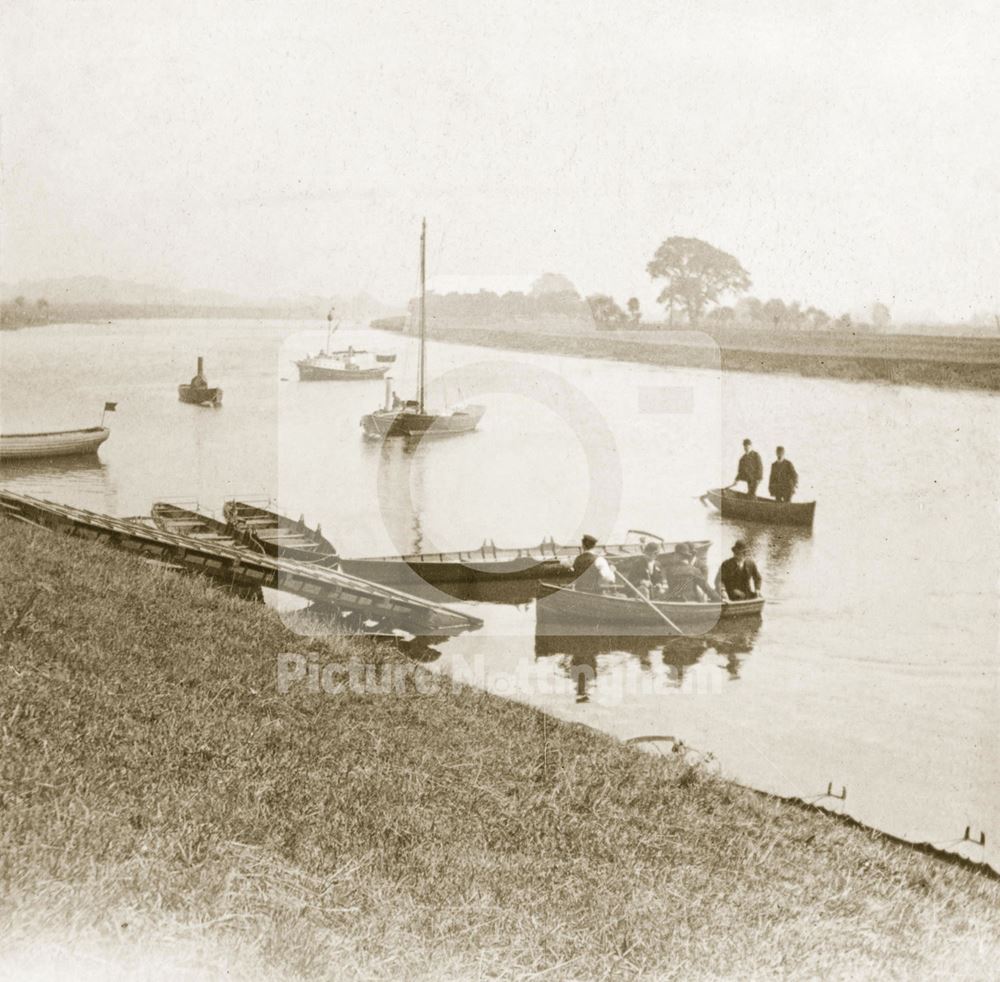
xmin=537 ymin=582 xmax=764 ymax=634
xmin=703 ymin=487 xmax=816 ymax=527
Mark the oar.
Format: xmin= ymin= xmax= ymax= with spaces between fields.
xmin=614 ymin=569 xmax=682 ymax=635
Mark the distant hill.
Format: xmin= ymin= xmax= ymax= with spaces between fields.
xmin=0 ymin=276 xmax=400 ymax=322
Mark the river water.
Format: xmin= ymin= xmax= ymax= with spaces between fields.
xmin=1 ymin=319 xmax=997 ymax=870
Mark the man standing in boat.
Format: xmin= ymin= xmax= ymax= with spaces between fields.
xmin=572 ymin=534 xmax=616 ymax=592
xmin=768 ymin=446 xmax=799 ymax=502
xmin=735 ymin=439 xmax=764 ymax=498
xmin=716 ymin=540 xmax=762 ymax=600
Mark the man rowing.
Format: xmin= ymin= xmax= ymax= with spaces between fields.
xmin=715 ymin=540 xmax=762 ymax=600
xmin=768 ymin=446 xmax=798 ymax=502
xmin=735 ymin=438 xmax=764 ymax=498
xmin=663 ymin=542 xmax=721 ymax=602
xmin=572 ymin=534 xmax=616 ymax=592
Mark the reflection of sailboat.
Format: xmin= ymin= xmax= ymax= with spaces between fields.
xmin=361 ymin=219 xmax=485 ymax=439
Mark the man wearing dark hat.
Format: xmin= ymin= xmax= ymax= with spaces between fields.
xmin=621 ymin=540 xmax=667 ymax=597
xmin=715 ymin=540 xmax=762 ymax=600
xmin=664 ymin=542 xmax=721 ymax=602
xmin=768 ymin=446 xmax=798 ymax=502
xmin=735 ymin=439 xmax=764 ymax=498
xmin=572 ymin=534 xmax=616 ymax=592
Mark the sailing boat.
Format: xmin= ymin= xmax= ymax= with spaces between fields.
xmin=296 ymin=307 xmax=395 ymax=381
xmin=360 ymin=219 xmax=485 ymax=439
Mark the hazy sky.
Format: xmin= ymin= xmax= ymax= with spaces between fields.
xmin=2 ymin=0 xmax=997 ymax=320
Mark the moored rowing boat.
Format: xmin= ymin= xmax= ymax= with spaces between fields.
xmin=224 ymin=501 xmax=339 ymax=565
xmin=0 ymin=426 xmax=110 ymax=460
xmin=339 ymin=537 xmax=712 ymax=585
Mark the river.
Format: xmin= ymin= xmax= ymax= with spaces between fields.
xmin=1 ymin=318 xmax=997 ymax=871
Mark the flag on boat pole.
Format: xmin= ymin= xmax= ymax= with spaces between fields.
xmin=101 ymin=401 xmax=117 ymax=426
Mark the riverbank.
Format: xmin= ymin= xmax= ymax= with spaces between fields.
xmin=2 ymin=517 xmax=999 ymax=979
xmin=415 ymin=323 xmax=1000 ymax=391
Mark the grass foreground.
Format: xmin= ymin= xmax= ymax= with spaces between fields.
xmin=1 ymin=515 xmax=999 ymax=980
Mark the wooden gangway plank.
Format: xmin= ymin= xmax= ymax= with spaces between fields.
xmin=0 ymin=490 xmax=482 ymax=635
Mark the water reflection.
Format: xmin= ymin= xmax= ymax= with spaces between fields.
xmin=534 ymin=616 xmax=761 ymax=702
xmin=0 ymin=454 xmax=117 ymax=511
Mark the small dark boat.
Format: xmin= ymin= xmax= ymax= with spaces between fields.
xmin=151 ymin=502 xmax=248 ymax=549
xmin=703 ymin=487 xmax=815 ymax=528
xmin=178 ymin=356 xmax=222 ymax=406
xmin=223 ymin=501 xmax=339 ymax=565
xmin=339 ymin=535 xmax=711 ymax=585
xmin=537 ymin=582 xmax=764 ymax=635
xmin=375 ymin=353 xmax=397 ymax=363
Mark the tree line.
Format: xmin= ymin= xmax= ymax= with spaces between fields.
xmin=1 ymin=296 xmax=50 ymax=328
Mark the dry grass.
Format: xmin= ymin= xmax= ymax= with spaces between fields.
xmin=1 ymin=515 xmax=999 ymax=980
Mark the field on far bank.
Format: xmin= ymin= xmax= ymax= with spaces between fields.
xmin=2 ymin=516 xmax=999 ymax=980
xmin=418 ymin=320 xmax=1000 ymax=391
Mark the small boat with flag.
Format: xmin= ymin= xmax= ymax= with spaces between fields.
xmin=702 ymin=487 xmax=815 ymax=528
xmin=0 ymin=425 xmax=110 ymax=460
xmin=0 ymin=401 xmax=116 ymax=460
xmin=223 ymin=500 xmax=339 ymax=565
xmin=537 ymin=583 xmax=764 ymax=635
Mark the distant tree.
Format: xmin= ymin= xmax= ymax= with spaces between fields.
xmin=733 ymin=296 xmax=764 ymax=325
xmin=586 ymin=294 xmax=627 ymax=329
xmin=871 ymin=302 xmax=891 ymax=330
xmin=13 ymin=296 xmax=25 ymax=308
xmin=647 ymin=237 xmax=750 ymax=327
xmin=762 ymin=298 xmax=788 ymax=328
xmin=626 ymin=296 xmax=641 ymax=324
xmin=803 ymin=306 xmax=831 ymax=331
xmin=530 ymin=273 xmax=579 ymax=298
xmin=705 ymin=305 xmax=735 ymax=325
xmin=835 ymin=313 xmax=852 ymax=331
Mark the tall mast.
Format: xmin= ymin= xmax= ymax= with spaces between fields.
xmin=418 ymin=217 xmax=427 ymax=413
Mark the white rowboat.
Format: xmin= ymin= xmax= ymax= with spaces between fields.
xmin=0 ymin=426 xmax=110 ymax=460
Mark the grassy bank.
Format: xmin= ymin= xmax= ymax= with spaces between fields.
xmin=420 ymin=324 xmax=1000 ymax=391
xmin=2 ymin=516 xmax=999 ymax=979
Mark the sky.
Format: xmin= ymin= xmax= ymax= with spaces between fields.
xmin=1 ymin=0 xmax=998 ymax=321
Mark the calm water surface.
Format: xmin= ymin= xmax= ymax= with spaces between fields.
xmin=2 ymin=319 xmax=997 ymax=870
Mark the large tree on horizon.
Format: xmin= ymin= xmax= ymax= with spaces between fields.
xmin=646 ymin=237 xmax=751 ymax=326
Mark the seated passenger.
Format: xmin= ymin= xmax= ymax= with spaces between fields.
xmin=620 ymin=541 xmax=666 ymax=597
xmin=664 ymin=543 xmax=722 ymax=602
xmin=572 ymin=534 xmax=616 ymax=592
xmin=715 ymin=540 xmax=762 ymax=600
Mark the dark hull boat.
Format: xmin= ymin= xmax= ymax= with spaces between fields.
xmin=703 ymin=487 xmax=815 ymax=528
xmin=340 ymin=536 xmax=711 ymax=585
xmin=223 ymin=500 xmax=339 ymax=565
xmin=179 ymin=356 xmax=222 ymax=406
xmin=360 ymin=219 xmax=485 ymax=440
xmin=361 ymin=402 xmax=485 ymax=439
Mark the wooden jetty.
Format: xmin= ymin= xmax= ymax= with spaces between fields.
xmin=0 ymin=491 xmax=482 ymax=635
